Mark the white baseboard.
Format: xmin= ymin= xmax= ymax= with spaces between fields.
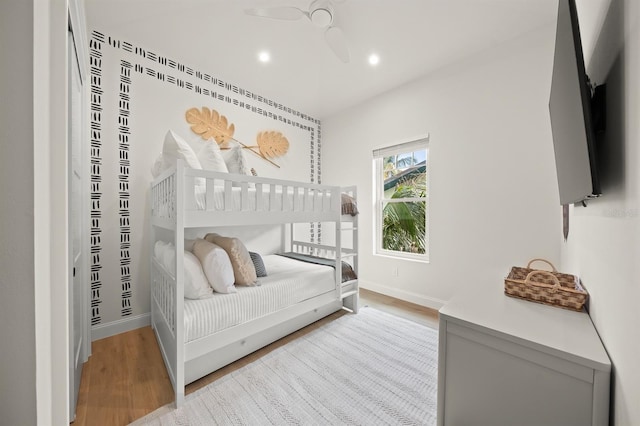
xmin=359 ymin=280 xmax=446 ymax=311
xmin=91 ymin=312 xmax=151 ymax=341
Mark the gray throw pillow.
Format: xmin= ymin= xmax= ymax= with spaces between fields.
xmin=249 ymin=252 xmax=267 ymax=277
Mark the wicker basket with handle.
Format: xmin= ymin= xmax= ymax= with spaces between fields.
xmin=504 ymin=258 xmax=588 ymax=311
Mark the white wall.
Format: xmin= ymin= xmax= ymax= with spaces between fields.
xmin=1 ymin=0 xmax=70 ymax=424
xmin=322 ymin=27 xmax=561 ymax=309
xmin=562 ymin=0 xmax=640 ymax=423
xmin=0 ymin=1 xmax=37 ymax=423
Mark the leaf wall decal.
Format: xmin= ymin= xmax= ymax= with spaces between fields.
xmin=185 ymin=107 xmax=235 ymax=145
xmin=257 ymin=131 xmax=289 ymax=158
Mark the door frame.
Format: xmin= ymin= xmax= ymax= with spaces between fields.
xmin=68 ymin=23 xmax=90 ymax=421
xmin=34 ymin=0 xmax=89 ymax=423
xmin=68 ymin=4 xmax=91 ymax=364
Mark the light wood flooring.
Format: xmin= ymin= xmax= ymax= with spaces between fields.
xmin=72 ymin=289 xmax=438 ymax=425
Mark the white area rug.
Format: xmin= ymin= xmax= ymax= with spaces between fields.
xmin=131 ymin=307 xmax=438 ymax=425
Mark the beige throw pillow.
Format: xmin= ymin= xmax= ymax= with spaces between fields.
xmin=204 ymin=233 xmax=257 ymax=286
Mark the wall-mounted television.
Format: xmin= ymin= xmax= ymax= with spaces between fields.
xmin=549 ymin=0 xmax=603 ymax=205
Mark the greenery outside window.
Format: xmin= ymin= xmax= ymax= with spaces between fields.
xmin=373 ymin=137 xmax=429 ymax=261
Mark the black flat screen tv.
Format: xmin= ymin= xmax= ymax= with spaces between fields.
xmin=549 ymin=0 xmax=601 ymax=205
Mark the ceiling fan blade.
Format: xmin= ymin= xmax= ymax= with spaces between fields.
xmin=244 ymin=6 xmax=306 ymax=21
xmin=324 ymin=26 xmax=350 ymax=63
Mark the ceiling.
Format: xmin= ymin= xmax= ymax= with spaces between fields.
xmin=85 ymin=0 xmax=559 ymax=119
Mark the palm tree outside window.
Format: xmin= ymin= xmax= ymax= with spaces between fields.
xmin=373 ymin=137 xmax=429 ymax=262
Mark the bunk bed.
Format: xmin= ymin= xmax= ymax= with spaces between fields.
xmin=150 ymin=160 xmax=359 ymax=406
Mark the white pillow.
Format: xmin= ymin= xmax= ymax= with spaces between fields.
xmin=154 ymin=240 xmax=168 ymax=263
xmin=162 ymin=242 xmax=176 ymax=276
xmin=192 ymin=238 xmax=236 ymax=294
xmin=222 ymin=145 xmax=250 ymax=176
xmin=153 ymin=241 xmax=212 ymax=299
xmin=151 ymin=153 xmax=165 ymax=178
xmin=197 ymin=140 xmax=229 ymax=173
xmin=162 ymin=130 xmax=202 ymax=170
xmin=184 ymin=239 xmax=196 ymax=252
xmin=183 ymin=251 xmax=213 ymax=299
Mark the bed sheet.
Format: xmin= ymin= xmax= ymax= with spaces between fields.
xmin=183 ymin=254 xmax=336 ymax=343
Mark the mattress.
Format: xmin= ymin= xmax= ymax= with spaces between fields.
xmin=183 ymin=254 xmax=336 ymax=343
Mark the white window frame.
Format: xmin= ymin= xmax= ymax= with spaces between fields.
xmin=373 ymin=136 xmax=429 ymax=262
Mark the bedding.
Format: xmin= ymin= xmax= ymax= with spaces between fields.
xmin=250 ymin=251 xmax=267 ymax=277
xmin=183 ymin=254 xmax=336 ymax=342
xmin=183 ymin=251 xmax=214 ymax=299
xmin=162 ymin=130 xmax=202 ymax=171
xmin=154 ymin=241 xmax=214 ymax=299
xmin=277 ymin=252 xmax=358 ymax=283
xmin=204 ymin=233 xmax=257 ymax=285
xmin=197 ymin=139 xmax=229 ymax=173
xmin=192 ymin=238 xmax=236 ymax=294
xmin=341 ymin=193 xmax=359 ymax=216
xmin=222 ymin=145 xmax=251 ymax=176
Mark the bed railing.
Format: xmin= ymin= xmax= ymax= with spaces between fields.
xmin=151 ymin=161 xmax=342 ymax=227
xmin=151 ymin=258 xmax=177 ymax=335
xmin=291 ymin=241 xmax=356 ymax=260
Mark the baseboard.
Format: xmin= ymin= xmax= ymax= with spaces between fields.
xmin=359 ymin=280 xmax=446 ymax=311
xmin=91 ymin=312 xmax=151 ymax=341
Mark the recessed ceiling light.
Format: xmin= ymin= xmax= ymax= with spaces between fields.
xmin=258 ymin=51 xmax=271 ymax=63
xmin=368 ymin=53 xmax=380 ymax=66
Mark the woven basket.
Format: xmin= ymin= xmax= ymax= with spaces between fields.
xmin=504 ymin=259 xmax=588 ymax=311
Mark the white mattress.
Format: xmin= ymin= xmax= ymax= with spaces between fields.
xmin=183 ymin=254 xmax=336 ymax=343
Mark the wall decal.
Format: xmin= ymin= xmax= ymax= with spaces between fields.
xmin=185 ymin=107 xmax=235 ymax=144
xmin=185 ymin=107 xmax=290 ymax=168
xmin=118 ymin=60 xmax=133 ymax=317
xmin=254 ymin=131 xmax=290 ymax=160
xmin=89 ymin=32 xmax=105 ymax=326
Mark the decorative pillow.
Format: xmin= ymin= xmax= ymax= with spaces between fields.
xmin=183 ymin=251 xmax=213 ymax=299
xmin=197 ymin=140 xmax=229 ymax=173
xmin=341 ymin=193 xmax=359 ymax=216
xmin=154 ymin=240 xmax=168 ymax=264
xmin=184 ymin=239 xmax=196 ymax=252
xmin=161 ymin=242 xmax=176 ymax=276
xmin=223 ymin=145 xmax=250 ymax=176
xmin=204 ymin=233 xmax=257 ymax=285
xmin=151 ymin=153 xmax=165 ymax=178
xmin=249 ymin=252 xmax=267 ymax=278
xmin=192 ymin=238 xmax=236 ymax=294
xmin=162 ymin=130 xmax=202 ymax=171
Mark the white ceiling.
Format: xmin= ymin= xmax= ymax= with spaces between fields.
xmin=85 ymin=0 xmax=559 ymax=119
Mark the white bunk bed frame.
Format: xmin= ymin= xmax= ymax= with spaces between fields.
xmin=150 ymin=160 xmax=358 ymax=406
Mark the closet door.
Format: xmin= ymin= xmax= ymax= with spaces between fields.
xmin=68 ymin=29 xmax=87 ymax=421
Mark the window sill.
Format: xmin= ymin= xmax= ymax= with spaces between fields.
xmin=374 ymin=251 xmax=429 ymax=264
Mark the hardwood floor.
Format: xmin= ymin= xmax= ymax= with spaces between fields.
xmin=72 ymin=289 xmax=438 ymax=425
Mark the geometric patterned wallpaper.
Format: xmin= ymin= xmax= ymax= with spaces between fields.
xmin=88 ymin=30 xmax=322 ymax=326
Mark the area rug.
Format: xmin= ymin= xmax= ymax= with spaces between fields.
xmin=130 ymin=307 xmax=438 ymax=425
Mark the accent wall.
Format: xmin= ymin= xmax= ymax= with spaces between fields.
xmin=88 ymin=30 xmax=321 ymax=330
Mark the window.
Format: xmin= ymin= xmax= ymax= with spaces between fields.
xmin=373 ymin=137 xmax=429 ymax=261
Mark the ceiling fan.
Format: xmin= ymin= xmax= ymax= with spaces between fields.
xmin=244 ymin=0 xmax=350 ymax=63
